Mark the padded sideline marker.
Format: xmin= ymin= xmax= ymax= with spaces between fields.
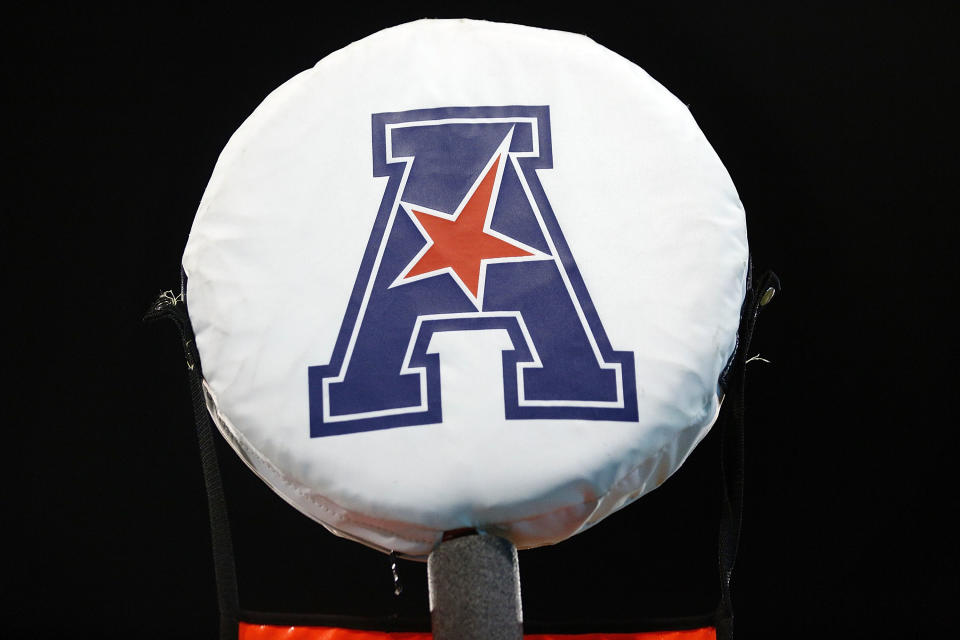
xmin=182 ymin=19 xmax=749 ymax=560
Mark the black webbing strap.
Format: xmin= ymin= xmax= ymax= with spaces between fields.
xmin=716 ymin=266 xmax=780 ymax=640
xmin=145 ymin=291 xmax=239 ymax=640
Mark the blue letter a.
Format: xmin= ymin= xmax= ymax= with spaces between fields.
xmin=309 ymin=106 xmax=637 ymax=437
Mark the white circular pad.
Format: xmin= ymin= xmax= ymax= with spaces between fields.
xmin=183 ymin=19 xmax=748 ymax=559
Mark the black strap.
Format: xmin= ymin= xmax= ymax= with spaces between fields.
xmin=716 ymin=266 xmax=780 ymax=640
xmin=145 ymin=291 xmax=239 ymax=640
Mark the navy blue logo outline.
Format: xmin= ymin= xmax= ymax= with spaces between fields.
xmin=309 ymin=106 xmax=637 ymax=437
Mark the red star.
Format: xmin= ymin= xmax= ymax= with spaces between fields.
xmin=395 ymin=135 xmax=548 ymax=307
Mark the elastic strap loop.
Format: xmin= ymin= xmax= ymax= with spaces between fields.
xmin=146 ymin=290 xmax=239 ymax=640
xmin=716 ymin=265 xmax=779 ymax=640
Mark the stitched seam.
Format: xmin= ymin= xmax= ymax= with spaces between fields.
xmin=201 ymin=379 xmax=720 ymax=548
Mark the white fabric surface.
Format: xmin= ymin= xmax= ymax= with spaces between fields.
xmin=183 ymin=19 xmax=748 ymax=559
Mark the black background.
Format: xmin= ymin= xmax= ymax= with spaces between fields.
xmin=5 ymin=3 xmax=958 ymax=638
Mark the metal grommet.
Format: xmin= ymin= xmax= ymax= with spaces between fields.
xmin=759 ymin=286 xmax=776 ymax=306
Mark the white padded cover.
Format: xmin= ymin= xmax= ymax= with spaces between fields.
xmin=183 ymin=19 xmax=748 ymax=559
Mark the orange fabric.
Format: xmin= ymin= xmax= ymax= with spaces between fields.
xmin=238 ymin=622 xmax=715 ymax=640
